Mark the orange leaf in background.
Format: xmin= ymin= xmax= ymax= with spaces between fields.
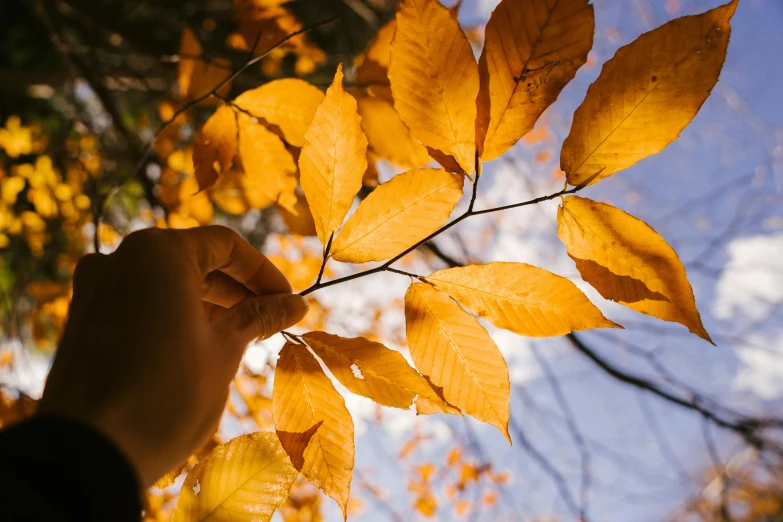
xmin=355 ymin=18 xmax=396 ymax=87
xmin=193 ymin=105 xmax=237 ymax=191
xmin=405 ymin=283 xmax=510 ymax=442
xmin=273 ymin=343 xmax=355 ymax=519
xmin=331 ymin=168 xmax=464 ymax=264
xmin=299 ymin=64 xmax=368 ymax=248
xmin=234 ymin=79 xmax=324 ymax=147
xmin=428 ymin=262 xmax=620 ymax=337
xmin=557 ymin=196 xmax=711 ymax=342
xmin=389 ymin=0 xmax=479 ymax=174
xmin=278 ymin=193 xmax=317 ymax=237
xmin=561 ymin=0 xmax=737 ymax=186
xmin=177 ymin=27 xmax=231 ymax=102
xmin=476 ymin=0 xmax=594 ymax=161
xmin=357 ymin=95 xmax=429 ymax=169
xmin=302 ymin=331 xmax=459 ymax=414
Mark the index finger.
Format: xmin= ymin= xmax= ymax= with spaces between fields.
xmin=176 ymin=226 xmax=292 ymax=295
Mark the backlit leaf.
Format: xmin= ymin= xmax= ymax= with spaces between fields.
xmin=355 ymin=19 xmax=396 ymax=87
xmin=193 ymin=105 xmax=237 ymax=191
xmin=173 ymin=432 xmax=298 ymax=522
xmin=278 ymin=193 xmax=317 ymax=237
xmin=273 ymin=343 xmax=355 ymax=518
xmin=561 ymin=0 xmax=737 ymax=186
xmin=428 ymin=262 xmax=619 ymax=337
xmin=331 ymin=168 xmax=464 ymax=263
xmin=303 ymin=331 xmax=459 ymax=414
xmin=233 ymin=79 xmax=325 ymax=147
xmin=238 ymin=114 xmax=298 ymax=212
xmin=357 ymin=95 xmax=430 ymax=169
xmin=299 ymin=64 xmax=368 ymax=247
xmin=476 ymin=0 xmax=594 ymax=161
xmin=557 ymin=196 xmax=711 ymax=342
xmin=389 ymin=0 xmax=479 ymax=173
xmin=404 ymin=283 xmax=510 ymax=441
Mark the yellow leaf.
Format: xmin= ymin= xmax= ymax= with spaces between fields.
xmin=561 ymin=0 xmax=737 ymax=186
xmin=389 ymin=0 xmax=479 ymax=174
xmin=404 ymin=283 xmax=510 ymax=441
xmin=172 ymin=432 xmax=297 ymax=522
xmin=331 ymin=168 xmax=464 ymax=264
xmin=557 ymin=196 xmax=711 ymax=342
xmin=273 ymin=343 xmax=355 ymax=518
xmin=193 ymin=105 xmax=237 ymax=191
xmin=234 ymin=79 xmax=325 ymax=147
xmin=355 ymin=19 xmax=396 ymax=86
xmin=428 ymin=262 xmax=619 ymax=337
xmin=299 ymin=64 xmax=368 ymax=247
xmin=357 ymin=95 xmax=429 ymax=169
xmin=302 ymin=331 xmax=459 ymax=414
xmin=238 ymin=114 xmax=298 ymax=212
xmin=476 ymin=0 xmax=594 ymax=161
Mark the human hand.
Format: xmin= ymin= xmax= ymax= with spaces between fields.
xmin=38 ymin=226 xmax=309 ymax=487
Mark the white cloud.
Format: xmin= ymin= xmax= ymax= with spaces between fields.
xmin=713 ymin=234 xmax=783 ymax=322
xmin=732 ymin=333 xmax=783 ymax=400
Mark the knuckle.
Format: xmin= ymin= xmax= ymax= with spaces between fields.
xmin=247 ymin=300 xmax=281 ymax=339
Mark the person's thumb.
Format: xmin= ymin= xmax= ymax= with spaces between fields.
xmin=218 ymin=292 xmax=309 ymax=347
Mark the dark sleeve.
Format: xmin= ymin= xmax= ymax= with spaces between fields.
xmin=0 ymin=416 xmax=142 ymax=522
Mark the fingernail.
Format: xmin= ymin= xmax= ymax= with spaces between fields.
xmin=280 ymin=294 xmax=309 ymax=319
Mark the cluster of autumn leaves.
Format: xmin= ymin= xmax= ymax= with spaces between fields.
xmin=173 ymin=0 xmax=739 ymax=519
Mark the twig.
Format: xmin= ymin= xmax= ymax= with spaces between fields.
xmin=300 ymin=184 xmax=584 ymax=296
xmin=315 ymin=232 xmax=334 ymax=286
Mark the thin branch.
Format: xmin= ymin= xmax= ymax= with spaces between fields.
xmin=315 ymin=232 xmax=334 ymax=286
xmin=532 ymin=346 xmax=592 ymax=521
xmin=300 ymin=184 xmax=583 ymax=296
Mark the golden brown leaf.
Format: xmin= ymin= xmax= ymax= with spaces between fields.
xmin=561 ymin=0 xmax=737 ymax=186
xmin=208 ymin=169 xmax=275 ymax=214
xmin=428 ymin=262 xmax=619 ymax=337
xmin=233 ymin=79 xmax=324 ymax=147
xmin=389 ymin=0 xmax=479 ymax=173
xmin=193 ymin=106 xmax=237 ymax=191
xmin=476 ymin=0 xmax=594 ymax=161
xmin=330 ymin=168 xmax=464 ymax=264
xmin=355 ymin=19 xmax=396 ymax=87
xmin=177 ymin=27 xmax=231 ymax=102
xmin=299 ymin=64 xmax=368 ymax=247
xmin=273 ymin=343 xmax=355 ymax=518
xmin=238 ymin=114 xmax=298 ymax=212
xmin=172 ymin=432 xmax=297 ymax=522
xmin=357 ymin=95 xmax=429 ymax=169
xmin=278 ymin=193 xmax=317 ymax=237
xmin=303 ymin=331 xmax=459 ymax=414
xmin=404 ymin=283 xmax=510 ymax=441
xmin=557 ymin=196 xmax=711 ymax=342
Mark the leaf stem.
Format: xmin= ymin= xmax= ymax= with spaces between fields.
xmin=315 ymin=232 xmax=334 ymax=286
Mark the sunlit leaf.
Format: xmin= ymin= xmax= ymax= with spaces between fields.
xmin=355 ymin=19 xmax=396 ymax=87
xmin=278 ymin=192 xmax=317 ymax=237
xmin=303 ymin=331 xmax=459 ymax=414
xmin=172 ymin=432 xmax=298 ymax=522
xmin=331 ymin=168 xmax=464 ymax=264
xmin=389 ymin=0 xmax=479 ymax=173
xmin=273 ymin=342 xmax=354 ymax=518
xmin=177 ymin=27 xmax=231 ymax=102
xmin=557 ymin=196 xmax=711 ymax=342
xmin=561 ymin=0 xmax=737 ymax=186
xmin=234 ymin=79 xmax=325 ymax=147
xmin=476 ymin=0 xmax=594 ymax=161
xmin=428 ymin=262 xmax=619 ymax=337
xmin=404 ymin=283 xmax=510 ymax=441
xmin=299 ymin=64 xmax=368 ymax=248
